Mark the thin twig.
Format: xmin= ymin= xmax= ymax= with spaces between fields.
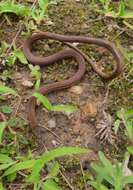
xmin=41 ymin=125 xmax=63 ymax=143
xmin=80 ymin=161 xmax=88 ymax=190
xmin=60 ymin=169 xmax=74 ymax=190
xmin=12 ymin=96 xmax=22 ymax=117
xmin=6 ymin=25 xmax=22 ymax=54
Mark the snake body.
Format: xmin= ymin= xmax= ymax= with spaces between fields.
xmin=23 ymin=32 xmax=123 ymax=129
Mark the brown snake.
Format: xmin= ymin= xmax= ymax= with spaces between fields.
xmin=23 ymin=32 xmax=123 ymax=130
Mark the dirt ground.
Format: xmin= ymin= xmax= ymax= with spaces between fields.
xmin=0 ymin=0 xmax=133 ymax=189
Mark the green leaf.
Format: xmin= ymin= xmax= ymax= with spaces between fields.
xmin=7 ymin=172 xmax=17 ymax=182
xmin=1 ymin=105 xmax=12 ymax=114
xmin=48 ymin=161 xmax=60 ymax=178
xmin=98 ymin=152 xmax=114 ymax=175
xmin=28 ymin=147 xmax=89 ymax=183
xmin=127 ymin=146 xmax=133 ymax=155
xmin=120 ymin=10 xmax=133 ymax=18
xmin=123 ymin=175 xmax=133 ymax=185
xmin=0 ymin=182 xmax=5 ymax=190
xmin=14 ymin=49 xmax=28 ymax=64
xmin=117 ymin=0 xmax=125 ymax=17
xmin=0 ymin=1 xmax=30 ymax=16
xmin=90 ymin=181 xmax=109 ymax=190
xmin=91 ymin=163 xmax=114 ymax=185
xmin=26 ymin=159 xmax=43 ymax=183
xmin=0 ymin=122 xmax=7 ymax=144
xmin=116 ymin=108 xmax=133 ymax=140
xmin=38 ymin=0 xmax=49 ymax=11
xmin=52 ymin=104 xmax=77 ymax=114
xmin=0 ymin=161 xmax=17 ymax=171
xmin=128 ymin=52 xmax=133 ymax=58
xmin=0 ymin=154 xmax=13 ymax=164
xmin=42 ymin=179 xmax=62 ymax=190
xmin=0 ymin=85 xmax=18 ymax=96
xmin=6 ymin=53 xmax=16 ymax=66
xmin=32 ymin=92 xmax=52 ymax=110
xmin=0 ymin=41 xmax=8 ymax=54
xmin=3 ymin=159 xmax=36 ymax=176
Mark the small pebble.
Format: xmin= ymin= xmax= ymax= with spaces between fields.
xmin=69 ymin=85 xmax=83 ymax=95
xmin=81 ymin=102 xmax=97 ymax=118
xmin=48 ymin=120 xmax=56 ymax=129
xmin=22 ymin=80 xmax=33 ymax=88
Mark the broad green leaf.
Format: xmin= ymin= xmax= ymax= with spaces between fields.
xmin=98 ymin=152 xmax=114 ymax=176
xmin=0 ymin=154 xmax=13 ymax=164
xmin=28 ymin=147 xmax=89 ymax=183
xmin=0 ymin=85 xmax=18 ymax=96
xmin=91 ymin=163 xmax=114 ymax=185
xmin=26 ymin=159 xmax=43 ymax=183
xmin=90 ymin=181 xmax=109 ymax=190
xmin=48 ymin=161 xmax=60 ymax=178
xmin=52 ymin=104 xmax=77 ymax=114
xmin=123 ymin=175 xmax=133 ymax=185
xmin=14 ymin=49 xmax=28 ymax=64
xmin=0 ymin=122 xmax=7 ymax=144
xmin=0 ymin=1 xmax=30 ymax=16
xmin=3 ymin=159 xmax=36 ymax=176
xmin=127 ymin=146 xmax=133 ymax=155
xmin=42 ymin=179 xmax=62 ymax=190
xmin=1 ymin=105 xmax=12 ymax=114
xmin=32 ymin=92 xmax=52 ymax=110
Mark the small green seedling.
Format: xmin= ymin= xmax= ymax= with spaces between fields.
xmin=113 ymin=108 xmax=133 ymax=142
xmin=31 ymin=0 xmax=49 ymax=24
xmin=0 ymin=1 xmax=30 ymax=17
xmin=6 ymin=44 xmax=28 ymax=66
xmin=99 ymin=0 xmax=133 ymax=19
xmin=28 ymin=64 xmax=42 ymax=90
xmin=0 ymin=147 xmax=89 ymax=190
xmin=89 ymin=151 xmax=133 ymax=190
xmin=33 ymin=92 xmax=77 ymax=115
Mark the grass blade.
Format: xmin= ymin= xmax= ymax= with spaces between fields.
xmin=3 ymin=159 xmax=36 ymax=176
xmin=52 ymin=104 xmax=77 ymax=114
xmin=32 ymin=92 xmax=52 ymax=110
xmin=27 ymin=147 xmax=89 ymax=183
xmin=0 ymin=85 xmax=18 ymax=96
xmin=0 ymin=122 xmax=7 ymax=144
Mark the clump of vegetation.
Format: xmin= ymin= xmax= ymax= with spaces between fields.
xmin=114 ymin=108 xmax=133 ymax=143
xmin=89 ymin=151 xmax=133 ymax=190
xmin=99 ymin=0 xmax=133 ymax=19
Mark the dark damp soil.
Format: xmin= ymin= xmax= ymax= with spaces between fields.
xmin=0 ymin=0 xmax=133 ymax=189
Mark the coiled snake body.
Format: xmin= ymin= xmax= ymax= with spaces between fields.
xmin=23 ymin=32 xmax=123 ymax=130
